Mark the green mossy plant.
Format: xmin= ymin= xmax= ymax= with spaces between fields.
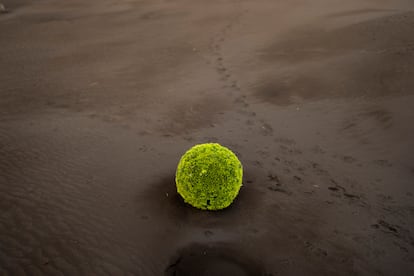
xmin=175 ymin=143 xmax=243 ymax=210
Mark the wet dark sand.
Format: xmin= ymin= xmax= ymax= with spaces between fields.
xmin=1 ymin=0 xmax=414 ymax=275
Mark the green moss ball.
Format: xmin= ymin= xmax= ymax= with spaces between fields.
xmin=175 ymin=143 xmax=243 ymax=210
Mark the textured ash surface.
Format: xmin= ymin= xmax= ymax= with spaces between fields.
xmin=1 ymin=0 xmax=414 ymax=275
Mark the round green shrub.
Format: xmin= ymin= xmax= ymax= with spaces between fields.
xmin=175 ymin=143 xmax=243 ymax=210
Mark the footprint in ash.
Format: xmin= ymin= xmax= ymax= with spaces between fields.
xmin=165 ymin=243 xmax=266 ymax=276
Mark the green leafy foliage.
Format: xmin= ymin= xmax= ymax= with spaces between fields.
xmin=175 ymin=143 xmax=243 ymax=210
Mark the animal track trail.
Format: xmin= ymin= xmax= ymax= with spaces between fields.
xmin=266 ymin=172 xmax=292 ymax=195
xmin=371 ymin=219 xmax=414 ymax=252
xmin=209 ymin=4 xmax=276 ymax=135
xmin=209 ymin=4 xmax=245 ymax=99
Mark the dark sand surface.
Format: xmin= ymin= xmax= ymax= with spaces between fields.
xmin=1 ymin=0 xmax=414 ymax=275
